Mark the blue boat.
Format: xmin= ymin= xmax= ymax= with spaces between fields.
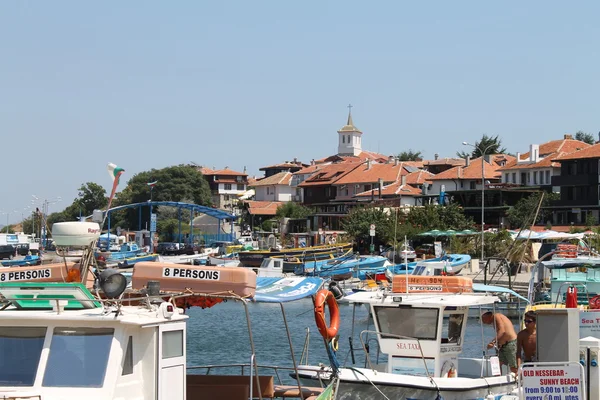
xmin=295 ymin=254 xmax=388 ymax=279
xmin=97 ymin=242 xmax=143 ymax=262
xmin=116 ymin=253 xmax=158 ymax=269
xmin=389 ymin=253 xmax=471 ymax=276
xmin=1 ymin=255 xmax=42 ymax=267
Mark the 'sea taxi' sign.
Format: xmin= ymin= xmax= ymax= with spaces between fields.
xmin=520 ymin=362 xmax=584 ymax=400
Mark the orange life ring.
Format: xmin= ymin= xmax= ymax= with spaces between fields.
xmin=314 ymin=289 xmax=340 ymax=341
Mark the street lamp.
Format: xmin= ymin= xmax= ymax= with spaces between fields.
xmin=462 ymin=141 xmax=496 ymax=262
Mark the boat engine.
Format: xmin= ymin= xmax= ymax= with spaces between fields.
xmin=328 ymin=281 xmax=344 ymax=300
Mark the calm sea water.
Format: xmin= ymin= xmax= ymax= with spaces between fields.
xmin=185 ymin=299 xmax=517 ymax=381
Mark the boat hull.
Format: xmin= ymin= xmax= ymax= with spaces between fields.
xmin=238 ymin=243 xmax=352 ymax=267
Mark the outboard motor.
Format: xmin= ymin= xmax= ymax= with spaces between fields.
xmin=328 ymin=281 xmax=344 ymax=300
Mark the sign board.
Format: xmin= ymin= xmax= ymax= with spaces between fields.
xmin=520 ymin=362 xmax=584 ymax=400
xmin=490 ymin=356 xmax=501 ymax=376
xmin=391 ymin=356 xmax=435 ymax=376
xmin=370 ymin=224 xmax=376 ymax=230
xmin=150 ymin=213 xmax=157 ymax=231
xmin=369 ymin=229 xmax=375 ymax=237
xmin=579 ymin=310 xmax=600 ymax=338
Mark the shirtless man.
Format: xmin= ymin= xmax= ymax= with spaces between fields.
xmin=481 ymin=311 xmax=518 ymax=374
xmin=517 ymin=311 xmax=537 ymax=366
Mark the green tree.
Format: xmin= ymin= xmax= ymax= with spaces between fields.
xmin=575 ymin=130 xmax=595 ymax=145
xmin=342 ymin=206 xmax=394 ymax=245
xmin=506 ymin=192 xmax=558 ymax=229
xmin=457 ymin=134 xmax=507 ymax=158
xmin=406 ymin=204 xmax=474 ymax=231
xmin=397 ymin=149 xmax=423 ymax=161
xmin=276 ymin=202 xmax=312 ymax=219
xmin=112 ymin=165 xmax=212 ymax=229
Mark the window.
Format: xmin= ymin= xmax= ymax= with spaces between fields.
xmin=540 ymin=172 xmax=544 ymax=185
xmin=342 ymin=135 xmax=345 ymax=144
xmin=266 ymin=187 xmax=271 ymax=195
xmin=122 ymin=336 xmax=133 ymax=376
xmin=374 ymin=306 xmax=439 ymax=340
xmin=347 ymin=135 xmax=350 ymax=143
xmin=442 ymin=314 xmax=464 ymax=345
xmin=345 ymin=188 xmax=349 ymax=196
xmin=224 ymin=183 xmax=232 ymax=190
xmin=512 ymin=173 xmax=516 ymax=183
xmin=504 ymin=173 xmax=509 ymax=183
xmin=546 ymin=171 xmax=550 ymax=184
xmin=470 ymin=181 xmax=476 ymax=190
xmin=43 ymin=327 xmax=114 ymax=387
xmin=236 ymin=176 xmax=242 ymax=182
xmin=364 ymin=184 xmax=372 ymax=192
xmin=533 ymin=171 xmax=538 ymax=185
xmin=0 ymin=327 xmax=46 ymax=386
xmin=237 ymin=184 xmax=244 ymax=191
xmin=162 ymin=330 xmax=183 ymax=359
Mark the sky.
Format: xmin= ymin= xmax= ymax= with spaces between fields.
xmin=1 ymin=1 xmax=599 ymax=222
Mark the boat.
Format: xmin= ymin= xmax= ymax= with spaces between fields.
xmin=238 ymin=242 xmax=353 ymax=268
xmin=96 ymin=242 xmax=144 ymax=262
xmin=0 ymin=218 xmax=334 ymax=399
xmin=389 ymin=253 xmax=471 ymax=276
xmin=297 ymin=275 xmax=520 ymax=399
xmin=114 ymin=253 xmax=158 ymax=269
xmin=1 ymin=254 xmax=41 ymax=267
xmin=295 ymin=253 xmax=389 ymax=279
xmin=207 ymin=253 xmax=241 ymax=267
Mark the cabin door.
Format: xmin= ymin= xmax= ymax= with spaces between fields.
xmin=157 ymin=322 xmax=187 ymax=400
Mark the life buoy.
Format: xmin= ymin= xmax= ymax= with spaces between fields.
xmin=589 ymin=295 xmax=600 ymax=310
xmin=314 ymin=289 xmax=340 ymax=341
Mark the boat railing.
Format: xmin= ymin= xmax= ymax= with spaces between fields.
xmin=299 ymin=327 xmax=310 ymax=365
xmin=341 ymin=336 xmax=382 ymax=368
xmin=554 ymin=281 xmax=591 ymax=307
xmin=359 ymin=330 xmax=432 ymax=378
xmin=187 ymin=363 xmax=329 ymax=386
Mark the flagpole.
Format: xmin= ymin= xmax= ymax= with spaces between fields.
xmin=149 ymin=185 xmax=153 ymax=253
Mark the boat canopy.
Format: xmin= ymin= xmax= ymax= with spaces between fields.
xmin=345 ymin=290 xmax=500 ymax=306
xmin=509 ymin=230 xmax=584 ymax=240
xmin=472 ymin=283 xmax=529 ymax=303
xmin=254 ymin=277 xmax=324 ymax=302
xmin=541 ymin=257 xmax=600 ymax=270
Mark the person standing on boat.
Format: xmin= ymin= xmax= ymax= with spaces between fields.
xmin=481 ymin=311 xmax=518 ymax=374
xmin=516 ymin=311 xmax=537 ymax=366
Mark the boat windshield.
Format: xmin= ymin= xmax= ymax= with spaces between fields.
xmin=43 ymin=327 xmax=114 ymax=388
xmin=374 ymin=306 xmax=439 ymax=340
xmin=441 ymin=313 xmax=464 ymax=345
xmin=0 ymin=327 xmax=46 ymax=386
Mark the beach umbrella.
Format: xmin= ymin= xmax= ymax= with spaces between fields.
xmin=445 ymin=229 xmax=457 ymax=236
xmin=421 ymin=229 xmax=442 ymax=237
xmin=456 ymin=229 xmax=476 ymax=236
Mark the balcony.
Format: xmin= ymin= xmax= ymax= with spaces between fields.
xmin=552 ymin=174 xmax=599 ymax=187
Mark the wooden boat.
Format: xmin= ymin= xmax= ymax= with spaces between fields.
xmin=238 ymin=242 xmax=352 ymax=267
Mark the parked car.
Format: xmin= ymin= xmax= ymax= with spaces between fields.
xmin=0 ymin=245 xmax=15 ymax=260
xmin=156 ymin=242 xmax=198 ymax=255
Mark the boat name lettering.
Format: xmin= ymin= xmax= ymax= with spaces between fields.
xmin=408 ymin=277 xmax=444 ymax=284
xmin=0 ymin=269 xmax=51 ymax=282
xmin=87 ymin=228 xmax=101 ymax=234
xmin=162 ymin=268 xmax=220 ymax=280
xmin=408 ymin=285 xmax=442 ymax=292
xmin=396 ymin=342 xmax=421 ymax=350
xmin=581 ymin=317 xmax=600 ymax=324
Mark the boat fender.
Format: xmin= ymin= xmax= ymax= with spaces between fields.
xmin=328 ymin=281 xmax=344 ymax=300
xmin=590 ymin=295 xmax=600 ymax=310
xmin=566 ymin=285 xmax=578 ymax=308
xmin=314 ymin=289 xmax=340 ymax=341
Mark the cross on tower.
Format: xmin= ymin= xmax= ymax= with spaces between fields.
xmin=347 ymin=104 xmax=353 ymax=113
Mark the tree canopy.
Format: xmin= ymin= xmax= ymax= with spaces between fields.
xmin=575 ymin=130 xmax=595 ymax=145
xmin=276 ymin=202 xmax=312 ymax=219
xmin=397 ymin=149 xmax=423 ymax=161
xmin=457 ymin=134 xmax=507 ymax=158
xmin=506 ymin=192 xmax=557 ymax=229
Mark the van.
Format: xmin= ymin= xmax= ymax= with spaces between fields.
xmin=0 ymin=245 xmax=15 ymax=260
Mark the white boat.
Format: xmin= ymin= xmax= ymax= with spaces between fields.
xmin=298 ymin=275 xmax=519 ymax=399
xmin=208 ymin=254 xmax=241 ymax=267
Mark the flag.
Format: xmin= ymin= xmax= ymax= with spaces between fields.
xmin=147 ymin=180 xmax=158 ymax=188
xmin=106 ymin=163 xmax=125 ymax=212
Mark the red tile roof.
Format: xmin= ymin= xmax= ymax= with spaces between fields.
xmin=293 ymin=164 xmax=323 ymax=175
xmin=552 ymin=142 xmax=600 ymax=161
xmin=334 ymin=162 xmax=406 ymax=185
xmin=499 ymin=138 xmax=590 ymax=170
xmin=200 ymin=167 xmax=247 ymax=176
xmin=243 ymin=201 xmax=284 ymax=216
xmin=354 ymin=183 xmax=422 ymax=198
xmin=298 ymin=163 xmax=360 ymax=187
xmin=405 ymin=170 xmax=435 ymax=185
xmin=259 ymin=161 xmax=307 ymax=171
xmin=428 ymin=155 xmax=514 ymax=181
xmin=422 ymin=158 xmax=466 ymax=167
xmin=315 ymin=150 xmax=391 ymax=165
xmin=251 ymin=172 xmax=292 ymax=187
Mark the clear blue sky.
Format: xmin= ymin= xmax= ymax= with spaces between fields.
xmin=1 ymin=1 xmax=599 ymax=222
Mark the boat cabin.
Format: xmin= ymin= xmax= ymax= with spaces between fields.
xmin=346 ymin=276 xmax=504 ymax=379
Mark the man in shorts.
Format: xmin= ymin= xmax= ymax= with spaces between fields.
xmin=517 ymin=311 xmax=537 ymax=366
xmin=482 ymin=311 xmax=518 ymax=374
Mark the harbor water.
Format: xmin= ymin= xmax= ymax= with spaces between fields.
xmin=186 ymin=299 xmax=518 ymax=381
